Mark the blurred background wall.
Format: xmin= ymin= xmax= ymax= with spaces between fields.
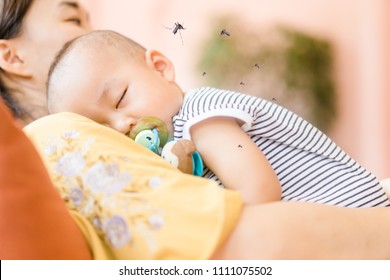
xmin=80 ymin=0 xmax=390 ymax=179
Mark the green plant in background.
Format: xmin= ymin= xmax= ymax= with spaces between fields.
xmin=196 ymin=16 xmax=336 ymax=132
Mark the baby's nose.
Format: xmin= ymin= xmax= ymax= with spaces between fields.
xmin=113 ymin=117 xmax=137 ymax=135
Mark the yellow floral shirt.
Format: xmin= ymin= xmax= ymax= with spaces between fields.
xmin=24 ymin=112 xmax=242 ymax=259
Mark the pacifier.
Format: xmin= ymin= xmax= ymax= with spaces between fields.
xmin=133 ymin=128 xmax=161 ymax=154
xmin=129 ymin=116 xmax=204 ymax=176
xmin=129 ymin=116 xmax=169 ymax=155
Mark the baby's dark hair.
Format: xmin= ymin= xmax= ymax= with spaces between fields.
xmin=46 ymin=30 xmax=146 ymax=113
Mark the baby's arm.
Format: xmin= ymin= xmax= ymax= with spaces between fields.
xmin=190 ymin=116 xmax=281 ymax=204
xmin=380 ymin=178 xmax=390 ymax=198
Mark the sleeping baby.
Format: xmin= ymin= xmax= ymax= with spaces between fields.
xmin=46 ymin=30 xmax=390 ymax=207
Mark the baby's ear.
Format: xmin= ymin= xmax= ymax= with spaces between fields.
xmin=145 ymin=49 xmax=176 ymax=82
xmin=0 ymin=40 xmax=31 ymax=77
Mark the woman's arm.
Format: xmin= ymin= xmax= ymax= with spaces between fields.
xmin=212 ymin=202 xmax=390 ymax=259
xmin=190 ymin=116 xmax=281 ymax=204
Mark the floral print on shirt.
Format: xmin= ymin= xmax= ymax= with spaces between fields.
xmin=42 ymin=130 xmax=165 ymax=251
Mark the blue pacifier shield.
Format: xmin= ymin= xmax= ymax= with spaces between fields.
xmin=134 ymin=129 xmax=160 ymax=154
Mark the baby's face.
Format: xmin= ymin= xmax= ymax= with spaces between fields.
xmin=54 ymin=45 xmax=183 ymax=137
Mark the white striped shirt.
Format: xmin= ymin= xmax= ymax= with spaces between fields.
xmin=173 ymin=87 xmax=390 ymax=208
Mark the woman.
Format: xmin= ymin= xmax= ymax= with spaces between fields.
xmin=0 ymin=0 xmax=91 ymax=125
xmin=1 ymin=0 xmax=390 ymax=259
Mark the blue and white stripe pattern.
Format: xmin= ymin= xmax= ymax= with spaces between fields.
xmin=173 ymin=87 xmax=390 ymax=208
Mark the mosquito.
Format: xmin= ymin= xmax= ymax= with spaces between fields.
xmin=240 ymin=82 xmax=245 ymax=86
xmin=220 ymin=28 xmax=230 ymax=37
xmin=164 ymin=22 xmax=185 ymax=45
xmin=202 ymin=71 xmax=207 ymax=76
xmin=254 ymin=63 xmax=263 ymax=69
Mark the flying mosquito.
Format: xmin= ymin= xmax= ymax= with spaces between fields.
xmin=220 ymin=28 xmax=231 ymax=37
xmin=164 ymin=22 xmax=186 ymax=44
xmin=202 ymin=71 xmax=207 ymax=76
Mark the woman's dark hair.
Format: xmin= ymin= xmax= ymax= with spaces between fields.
xmin=0 ymin=0 xmax=34 ymax=119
